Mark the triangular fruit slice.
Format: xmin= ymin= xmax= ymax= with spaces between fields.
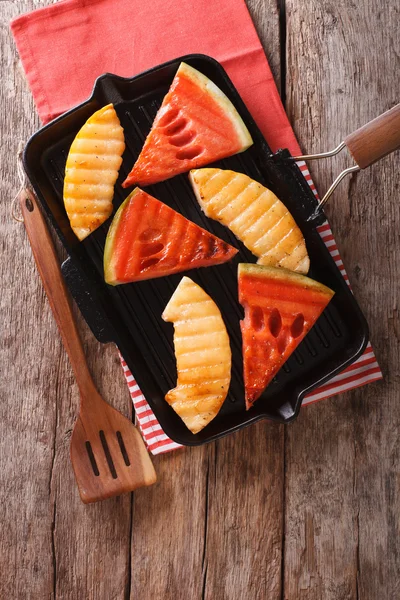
xmin=122 ymin=62 xmax=253 ymax=188
xmin=63 ymin=104 xmax=125 ymax=241
xmin=162 ymin=277 xmax=231 ymax=434
xmin=190 ymin=168 xmax=310 ymax=274
xmin=104 ymin=188 xmax=238 ymax=284
xmin=238 ymin=264 xmax=334 ymax=409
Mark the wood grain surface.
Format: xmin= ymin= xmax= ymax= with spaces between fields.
xmin=0 ymin=1 xmax=398 ymax=599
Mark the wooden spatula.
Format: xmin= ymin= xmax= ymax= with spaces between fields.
xmin=20 ymin=187 xmax=157 ymax=503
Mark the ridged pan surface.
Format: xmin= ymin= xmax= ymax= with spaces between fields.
xmin=24 ymin=54 xmax=369 ymax=446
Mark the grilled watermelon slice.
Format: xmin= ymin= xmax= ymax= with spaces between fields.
xmin=104 ymin=188 xmax=238 ymax=284
xmin=238 ymin=264 xmax=334 ymax=409
xmin=190 ymin=168 xmax=310 ymax=274
xmin=122 ymin=62 xmax=253 ymax=188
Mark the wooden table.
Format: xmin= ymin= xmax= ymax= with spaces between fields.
xmin=1 ymin=1 xmax=399 ymax=598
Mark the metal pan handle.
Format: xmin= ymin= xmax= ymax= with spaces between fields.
xmin=292 ymin=103 xmax=400 ymax=219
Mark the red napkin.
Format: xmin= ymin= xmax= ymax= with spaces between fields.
xmin=11 ymin=0 xmax=297 ymax=154
xmin=11 ymin=0 xmax=382 ymax=453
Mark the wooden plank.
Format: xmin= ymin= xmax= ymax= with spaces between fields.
xmin=1 ymin=4 xmax=56 ymax=597
xmin=284 ymin=1 xmax=400 ymax=598
xmin=130 ymin=446 xmax=208 ymax=599
xmin=130 ymin=426 xmax=284 ymax=600
xmin=202 ymin=422 xmax=284 ymax=600
xmin=1 ymin=2 xmax=133 ymax=598
xmin=246 ymin=0 xmax=282 ymax=91
xmin=129 ymin=2 xmax=284 ymax=598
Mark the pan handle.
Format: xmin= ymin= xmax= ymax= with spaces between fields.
xmin=344 ymin=104 xmax=400 ymax=169
xmin=291 ymin=103 xmax=400 ymax=220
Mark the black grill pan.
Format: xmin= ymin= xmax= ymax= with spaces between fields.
xmin=23 ymin=54 xmax=369 ymax=446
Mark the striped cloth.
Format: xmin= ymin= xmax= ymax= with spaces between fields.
xmin=120 ymin=159 xmax=382 ymax=454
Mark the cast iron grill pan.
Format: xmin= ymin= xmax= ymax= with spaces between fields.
xmin=24 ymin=54 xmax=369 ymax=446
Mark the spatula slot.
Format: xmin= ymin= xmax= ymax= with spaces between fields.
xmin=85 ymin=441 xmax=100 ymax=476
xmin=116 ymin=431 xmax=131 ymax=466
xmin=99 ymin=430 xmax=117 ymax=479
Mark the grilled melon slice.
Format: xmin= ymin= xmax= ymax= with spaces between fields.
xmin=162 ymin=277 xmax=231 ymax=434
xmin=63 ymin=104 xmax=125 ymax=240
xmin=189 ymin=168 xmax=310 ymax=274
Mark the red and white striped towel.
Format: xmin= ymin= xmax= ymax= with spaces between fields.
xmin=121 ymin=159 xmax=382 ymax=455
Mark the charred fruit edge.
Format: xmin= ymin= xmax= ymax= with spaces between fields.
xmin=103 ymin=188 xmax=140 ymax=286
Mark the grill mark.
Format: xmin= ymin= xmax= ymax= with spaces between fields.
xmin=174 ymin=378 xmax=231 ymax=388
xmin=195 ymin=169 xmax=224 ymax=192
xmin=74 ymin=135 xmax=123 ymax=142
xmin=204 ymin=175 xmax=254 ymax=213
xmin=213 ymin=182 xmax=257 ymax=219
xmin=278 ymin=240 xmax=308 ymax=269
xmin=176 ymin=345 xmax=229 ymax=358
xmin=177 ymin=362 xmax=231 ymax=374
xmin=256 ymin=223 xmax=295 ymax=259
xmin=68 ymin=151 xmax=123 ymax=159
xmin=66 ymin=161 xmax=122 ymax=171
xmin=171 ymin=392 xmax=230 ymax=404
xmin=252 ymin=210 xmax=290 ymax=250
xmin=240 ymin=197 xmax=281 ymax=236
xmin=175 ymin=340 xmax=228 ymax=353
xmin=65 ymin=200 xmax=111 ymax=211
xmin=236 ymin=203 xmax=285 ymax=244
xmin=172 ymin=298 xmax=216 ymax=308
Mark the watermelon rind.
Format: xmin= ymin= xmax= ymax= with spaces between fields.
xmin=104 ymin=189 xmax=140 ymax=285
xmin=178 ymin=63 xmax=253 ymax=152
xmin=238 ymin=263 xmax=334 ymax=298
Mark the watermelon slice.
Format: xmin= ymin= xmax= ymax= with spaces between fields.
xmin=122 ymin=62 xmax=253 ymax=188
xmin=238 ymin=264 xmax=335 ymax=409
xmin=104 ymin=188 xmax=238 ymax=284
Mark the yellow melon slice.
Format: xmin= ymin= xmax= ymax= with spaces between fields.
xmin=189 ymin=168 xmax=310 ymax=274
xmin=162 ymin=276 xmax=231 ymax=434
xmin=63 ymin=104 xmax=125 ymax=240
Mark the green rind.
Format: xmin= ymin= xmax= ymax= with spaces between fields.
xmin=238 ymin=263 xmax=335 ymax=298
xmin=103 ymin=188 xmax=140 ymax=285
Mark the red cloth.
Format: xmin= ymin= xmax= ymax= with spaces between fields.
xmin=11 ymin=0 xmax=299 ymax=154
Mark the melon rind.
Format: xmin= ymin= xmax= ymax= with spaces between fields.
xmin=238 ymin=263 xmax=334 ymax=298
xmin=104 ymin=189 xmax=140 ymax=286
xmin=178 ymin=63 xmax=253 ymax=152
